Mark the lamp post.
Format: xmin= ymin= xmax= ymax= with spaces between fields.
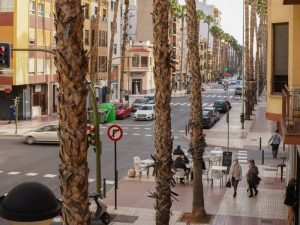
xmin=241 ymin=0 xmax=245 ymax=129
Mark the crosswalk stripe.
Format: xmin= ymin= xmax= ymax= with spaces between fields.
xmin=106 ymin=180 xmax=115 ymax=185
xmin=239 ymin=159 xmax=248 ymax=163
xmin=238 ymin=156 xmax=248 ymax=159
xmin=132 ymin=133 xmax=140 ymax=136
xmin=133 ymin=127 xmax=140 ymax=130
xmin=144 ymin=128 xmax=151 ymax=130
xmin=7 ymin=172 xmax=20 ymax=175
xmin=173 ymin=103 xmax=180 ymax=106
xmin=44 ymin=174 xmax=57 ymax=178
xmin=208 ymin=103 xmax=213 ymax=107
xmin=123 ymin=132 xmax=128 ymax=135
xmin=26 ymin=173 xmax=38 ymax=176
xmin=145 ymin=134 xmax=153 ymax=137
xmin=202 ymin=103 xmax=208 ymax=106
xmin=180 ymin=103 xmax=187 ymax=106
xmin=88 ymin=178 xmax=95 ymax=183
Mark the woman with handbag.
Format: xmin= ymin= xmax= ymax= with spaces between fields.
xmin=229 ymin=159 xmax=242 ymax=198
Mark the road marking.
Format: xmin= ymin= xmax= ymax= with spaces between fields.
xmin=123 ymin=127 xmax=129 ymax=129
xmin=132 ymin=133 xmax=140 ymax=136
xmin=179 ymin=130 xmax=185 ymax=133
xmin=180 ymin=103 xmax=187 ymax=106
xmin=7 ymin=172 xmax=20 ymax=175
xmin=106 ymin=180 xmax=115 ymax=185
xmin=188 ymin=103 xmax=191 ymax=106
xmin=174 ymin=136 xmax=179 ymax=139
xmin=217 ymin=95 xmax=222 ymax=98
xmin=173 ymin=103 xmax=180 ymax=106
xmin=206 ymin=95 xmax=211 ymax=97
xmin=238 ymin=150 xmax=247 ymax=153
xmin=145 ymin=134 xmax=153 ymax=137
xmin=239 ymin=159 xmax=248 ymax=163
xmin=237 ymin=152 xmax=247 ymax=155
xmin=209 ymin=103 xmax=214 ymax=107
xmin=101 ymin=126 xmax=107 ymax=129
xmin=44 ymin=174 xmax=57 ymax=178
xmin=171 ymin=129 xmax=174 ymax=132
xmin=133 ymin=127 xmax=140 ymax=130
xmin=0 ymin=171 xmax=3 ymax=174
xmin=229 ymin=96 xmax=233 ymax=99
xmin=144 ymin=128 xmax=151 ymax=130
xmin=238 ymin=156 xmax=248 ymax=159
xmin=26 ymin=173 xmax=38 ymax=176
xmin=88 ymin=178 xmax=95 ymax=183
xmin=180 ymin=109 xmax=184 ymax=111
xmin=123 ymin=132 xmax=128 ymax=135
xmin=203 ymin=103 xmax=208 ymax=106
xmin=211 ymin=95 xmax=216 ymax=97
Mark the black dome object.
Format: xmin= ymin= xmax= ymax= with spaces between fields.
xmin=0 ymin=182 xmax=62 ymax=222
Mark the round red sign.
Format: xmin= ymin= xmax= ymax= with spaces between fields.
xmin=107 ymin=125 xmax=123 ymax=142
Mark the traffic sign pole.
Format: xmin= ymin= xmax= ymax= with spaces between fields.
xmin=107 ymin=125 xmax=123 ymax=210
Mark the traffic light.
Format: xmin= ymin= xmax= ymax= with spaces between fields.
xmin=0 ymin=43 xmax=11 ymax=68
xmin=87 ymin=123 xmax=96 ymax=146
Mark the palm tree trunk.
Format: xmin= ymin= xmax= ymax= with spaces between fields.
xmin=245 ymin=0 xmax=251 ymax=120
xmin=186 ymin=0 xmax=206 ymax=220
xmin=152 ymin=1 xmax=173 ymax=224
xmin=107 ymin=0 xmax=120 ymax=101
xmin=54 ymin=1 xmax=90 ymax=224
xmin=206 ymin=24 xmax=210 ymax=82
xmin=120 ymin=0 xmax=129 ymax=102
xmin=250 ymin=0 xmax=257 ymax=108
xmin=180 ymin=16 xmax=185 ymax=90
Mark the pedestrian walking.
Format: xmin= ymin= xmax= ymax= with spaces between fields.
xmin=8 ymin=103 xmax=16 ymax=124
xmin=246 ymin=159 xmax=260 ymax=198
xmin=284 ymin=178 xmax=298 ymax=225
xmin=268 ymin=129 xmax=281 ymax=158
xmin=229 ymin=159 xmax=242 ymax=198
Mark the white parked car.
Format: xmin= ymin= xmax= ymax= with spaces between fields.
xmin=134 ymin=104 xmax=155 ymax=121
xmin=23 ymin=124 xmax=59 ymax=144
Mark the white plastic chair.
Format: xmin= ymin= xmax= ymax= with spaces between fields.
xmin=133 ymin=156 xmax=146 ymax=180
xmin=211 ymin=170 xmax=224 ymax=187
xmin=173 ymin=168 xmax=189 ymax=184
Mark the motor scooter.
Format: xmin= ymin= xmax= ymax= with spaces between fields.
xmin=89 ymin=193 xmax=110 ymax=224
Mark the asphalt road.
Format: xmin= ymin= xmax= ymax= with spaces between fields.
xmin=0 ymin=84 xmax=241 ymax=198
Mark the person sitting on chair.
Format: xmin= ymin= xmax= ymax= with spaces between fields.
xmin=173 ymin=145 xmax=189 ymax=164
xmin=173 ymin=157 xmax=189 ymax=184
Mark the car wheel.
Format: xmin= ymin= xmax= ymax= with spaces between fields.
xmin=100 ymin=212 xmax=110 ymax=225
xmin=26 ymin=136 xmax=35 ymax=145
xmin=123 ymin=114 xmax=126 ymax=120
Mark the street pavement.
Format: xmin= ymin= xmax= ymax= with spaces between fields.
xmin=0 ymin=84 xmax=289 ymax=224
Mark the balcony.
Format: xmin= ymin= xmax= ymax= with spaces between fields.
xmin=283 ymin=0 xmax=300 ymax=4
xmin=281 ymin=85 xmax=300 ymax=144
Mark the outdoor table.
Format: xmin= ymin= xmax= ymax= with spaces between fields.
xmin=211 ymin=165 xmax=228 ymax=186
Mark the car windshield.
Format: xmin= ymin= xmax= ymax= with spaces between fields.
xmin=134 ymin=99 xmax=147 ymax=104
xmin=114 ymin=105 xmax=123 ymax=110
xmin=203 ymin=108 xmax=212 ymax=113
xmin=215 ymin=101 xmax=225 ymax=106
xmin=140 ymin=106 xmax=152 ymax=110
xmin=236 ymin=87 xmax=242 ymax=90
xmin=202 ymin=111 xmax=209 ymax=117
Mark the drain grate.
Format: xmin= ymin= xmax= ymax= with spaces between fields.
xmin=261 ymin=218 xmax=273 ymax=224
xmin=110 ymin=214 xmax=138 ymax=223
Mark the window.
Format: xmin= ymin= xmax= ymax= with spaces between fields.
xmin=29 ymin=0 xmax=35 ymax=14
xmin=102 ymin=9 xmax=107 ymax=20
xmin=94 ymin=6 xmax=98 ymax=16
xmin=111 ymin=22 xmax=113 ymax=30
xmin=37 ymin=59 xmax=44 ymax=74
xmin=0 ymin=0 xmax=14 ymax=12
xmin=272 ymin=23 xmax=289 ymax=93
xmin=37 ymin=3 xmax=44 ymax=16
xmin=91 ymin=30 xmax=95 ymax=46
xmin=113 ymin=44 xmax=117 ymax=54
xmin=29 ymin=58 xmax=35 ymax=74
xmin=29 ymin=28 xmax=35 ymax=45
xmin=84 ymin=4 xmax=89 ymax=19
xmin=132 ymin=54 xmax=140 ymax=67
xmin=85 ymin=30 xmax=89 ymax=45
xmin=130 ymin=25 xmax=132 ymax=29
xmin=141 ymin=56 xmax=148 ymax=67
xmin=111 ymin=1 xmax=114 ymax=10
xmin=99 ymin=56 xmax=107 ymax=72
xmin=99 ymin=30 xmax=107 ymax=47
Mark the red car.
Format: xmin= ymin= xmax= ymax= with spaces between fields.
xmin=114 ymin=102 xmax=131 ymax=119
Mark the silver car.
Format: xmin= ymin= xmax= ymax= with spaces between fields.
xmin=23 ymin=124 xmax=59 ymax=144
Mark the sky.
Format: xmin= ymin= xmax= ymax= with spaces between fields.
xmin=179 ymin=0 xmax=243 ymax=45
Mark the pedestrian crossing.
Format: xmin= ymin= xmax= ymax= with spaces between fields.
xmin=236 ymin=150 xmax=248 ymax=163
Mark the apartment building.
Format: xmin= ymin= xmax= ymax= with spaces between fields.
xmin=0 ymin=0 xmax=108 ymax=120
xmin=124 ymin=41 xmax=154 ymax=94
xmin=266 ymin=1 xmax=300 ymax=223
xmin=199 ymin=38 xmax=208 ymax=81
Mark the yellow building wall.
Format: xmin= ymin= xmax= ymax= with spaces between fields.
xmin=0 ymin=27 xmax=13 ymax=43
xmin=266 ymin=0 xmax=300 ymax=119
xmin=14 ymin=0 xmax=29 ymax=85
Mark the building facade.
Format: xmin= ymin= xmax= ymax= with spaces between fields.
xmin=0 ymin=0 xmax=108 ymax=119
xmin=124 ymin=41 xmax=154 ymax=94
xmin=266 ymin=1 xmax=300 ymax=224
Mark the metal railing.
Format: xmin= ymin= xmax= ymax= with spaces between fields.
xmin=282 ymin=85 xmax=300 ymax=134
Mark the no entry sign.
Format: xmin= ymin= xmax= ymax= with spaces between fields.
xmin=107 ymin=125 xmax=123 ymax=142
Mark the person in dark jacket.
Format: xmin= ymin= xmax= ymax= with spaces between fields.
xmin=173 ymin=157 xmax=189 ymax=184
xmin=246 ymin=159 xmax=259 ymax=198
xmin=284 ymin=178 xmax=298 ymax=225
xmin=173 ymin=145 xmax=189 ymax=164
xmin=8 ymin=104 xmax=16 ymax=124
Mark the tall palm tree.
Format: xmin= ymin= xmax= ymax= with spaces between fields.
xmin=210 ymin=25 xmax=222 ymax=81
xmin=107 ymin=0 xmax=120 ymax=101
xmin=250 ymin=0 xmax=257 ymax=107
xmin=54 ymin=0 xmax=90 ymax=224
xmin=152 ymin=0 xmax=173 ymax=224
xmin=120 ymin=0 xmax=129 ymax=102
xmin=204 ymin=15 xmax=215 ymax=82
xmin=244 ymin=0 xmax=251 ymax=120
xmin=186 ymin=0 xmax=206 ymax=220
xmin=196 ymin=10 xmax=206 ymax=82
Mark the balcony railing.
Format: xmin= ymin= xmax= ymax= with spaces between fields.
xmin=282 ymin=85 xmax=300 ymax=134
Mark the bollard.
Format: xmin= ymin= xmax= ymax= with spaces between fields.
xmin=103 ymin=178 xmax=106 ymax=198
xmin=262 ymin=149 xmax=264 ymax=165
xmin=259 ymin=137 xmax=262 ymax=150
xmin=185 ymin=125 xmax=188 ymax=136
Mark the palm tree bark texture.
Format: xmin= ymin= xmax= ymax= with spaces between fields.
xmin=152 ymin=1 xmax=173 ymax=224
xmin=186 ymin=0 xmax=207 ymax=220
xmin=120 ymin=0 xmax=129 ymax=102
xmin=54 ymin=0 xmax=90 ymax=224
xmin=107 ymin=0 xmax=120 ymax=100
